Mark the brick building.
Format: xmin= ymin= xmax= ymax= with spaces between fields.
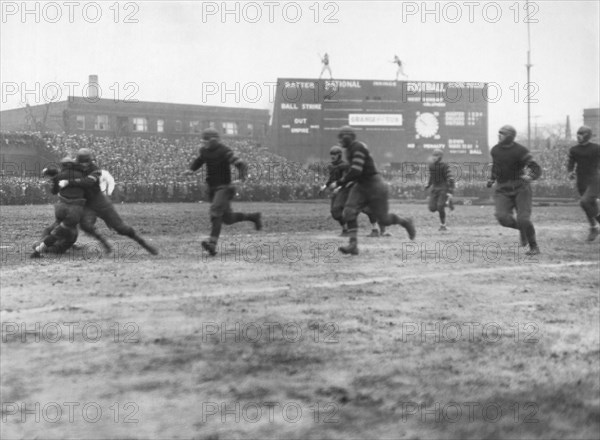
xmin=0 ymin=78 xmax=270 ymax=142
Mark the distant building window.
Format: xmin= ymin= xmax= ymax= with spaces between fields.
xmin=95 ymin=115 xmax=109 ymax=130
xmin=223 ymin=122 xmax=238 ymax=135
xmin=132 ymin=117 xmax=148 ymax=132
xmin=247 ymin=123 xmax=254 ymax=136
xmin=190 ymin=121 xmax=201 ymax=133
xmin=157 ymin=119 xmax=164 ymax=133
xmin=175 ymin=120 xmax=182 ymax=132
xmin=76 ymin=115 xmax=85 ymax=130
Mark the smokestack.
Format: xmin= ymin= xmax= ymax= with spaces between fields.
xmin=88 ymin=75 xmax=99 ymax=99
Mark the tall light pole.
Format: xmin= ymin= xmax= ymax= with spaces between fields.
xmin=526 ymin=1 xmax=533 ymax=148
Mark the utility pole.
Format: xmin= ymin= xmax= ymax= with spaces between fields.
xmin=526 ymin=1 xmax=533 ymax=149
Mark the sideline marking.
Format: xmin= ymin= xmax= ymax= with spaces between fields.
xmin=1 ymin=261 xmax=597 ymax=316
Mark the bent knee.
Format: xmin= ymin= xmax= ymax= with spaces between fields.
xmin=495 ymin=214 xmax=513 ymax=226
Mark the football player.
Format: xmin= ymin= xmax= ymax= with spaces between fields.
xmin=182 ymin=128 xmax=262 ymax=256
xmin=67 ymin=148 xmax=158 ymax=255
xmin=329 ymin=126 xmax=416 ymax=255
xmin=567 ymin=126 xmax=600 ymax=241
xmin=322 ymin=145 xmax=389 ymax=237
xmin=425 ymin=149 xmax=455 ymax=231
xmin=487 ymin=125 xmax=542 ymax=255
xmin=31 ymin=158 xmax=86 ymax=257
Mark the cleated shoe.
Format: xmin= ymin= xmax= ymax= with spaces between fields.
xmin=338 ymin=244 xmax=359 ymax=255
xmin=30 ymin=251 xmax=42 ymax=259
xmin=381 ymin=231 xmax=392 ymax=237
xmin=439 ymin=225 xmax=448 ymax=231
xmin=253 ymin=213 xmax=263 ymax=231
xmin=587 ymin=227 xmax=599 ymax=242
xmin=366 ymin=229 xmax=380 ymax=237
xmin=525 ymin=246 xmax=541 ymax=256
xmin=201 ymin=240 xmax=217 ymax=256
xmin=139 ymin=240 xmax=158 ymax=255
xmin=405 ymin=218 xmax=416 ymax=240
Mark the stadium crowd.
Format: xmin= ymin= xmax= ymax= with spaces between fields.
xmin=0 ymin=132 xmax=581 ymax=205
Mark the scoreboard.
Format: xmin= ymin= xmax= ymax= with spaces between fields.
xmin=270 ymin=78 xmax=489 ymax=165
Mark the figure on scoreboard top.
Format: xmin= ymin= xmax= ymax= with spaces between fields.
xmin=319 ymin=52 xmax=333 ymax=80
xmin=392 ymin=55 xmax=408 ymax=80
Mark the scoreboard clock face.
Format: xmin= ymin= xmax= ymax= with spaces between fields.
xmin=415 ymin=112 xmax=439 ymax=138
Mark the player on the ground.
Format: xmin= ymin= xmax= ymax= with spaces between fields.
xmin=329 ymin=126 xmax=416 ymax=255
xmin=425 ymin=149 xmax=455 ymax=231
xmin=487 ymin=125 xmax=542 ymax=256
xmin=68 ymin=148 xmax=158 ymax=255
xmin=182 ymin=128 xmax=262 ymax=256
xmin=567 ymin=126 xmax=600 ymax=241
xmin=31 ymin=158 xmax=86 ymax=257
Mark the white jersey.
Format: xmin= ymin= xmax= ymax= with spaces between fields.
xmin=99 ymin=169 xmax=115 ymax=196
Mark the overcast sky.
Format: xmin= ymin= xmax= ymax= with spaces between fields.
xmin=1 ymin=0 xmax=599 ymax=143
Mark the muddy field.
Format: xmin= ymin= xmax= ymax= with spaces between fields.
xmin=1 ymin=201 xmax=599 ymax=439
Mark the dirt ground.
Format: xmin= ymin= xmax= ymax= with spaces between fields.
xmin=1 ymin=202 xmax=599 ymax=439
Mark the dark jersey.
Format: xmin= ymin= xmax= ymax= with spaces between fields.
xmin=338 ymin=141 xmax=378 ymax=185
xmin=70 ymin=164 xmax=103 ymax=201
xmin=567 ymin=142 xmax=600 ymax=185
xmin=326 ymin=160 xmax=349 ymax=186
xmin=490 ymin=142 xmax=542 ymax=183
xmin=51 ymin=165 xmax=86 ymax=199
xmin=427 ymin=161 xmax=455 ymax=192
xmin=190 ymin=142 xmax=246 ymax=188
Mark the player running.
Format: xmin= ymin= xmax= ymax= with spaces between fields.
xmin=567 ymin=126 xmax=600 ymax=241
xmin=182 ymin=128 xmax=262 ymax=256
xmin=487 ymin=125 xmax=542 ymax=256
xmin=329 ymin=126 xmax=416 ymax=255
xmin=425 ymin=149 xmax=455 ymax=231
xmin=322 ymin=145 xmax=389 ymax=237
